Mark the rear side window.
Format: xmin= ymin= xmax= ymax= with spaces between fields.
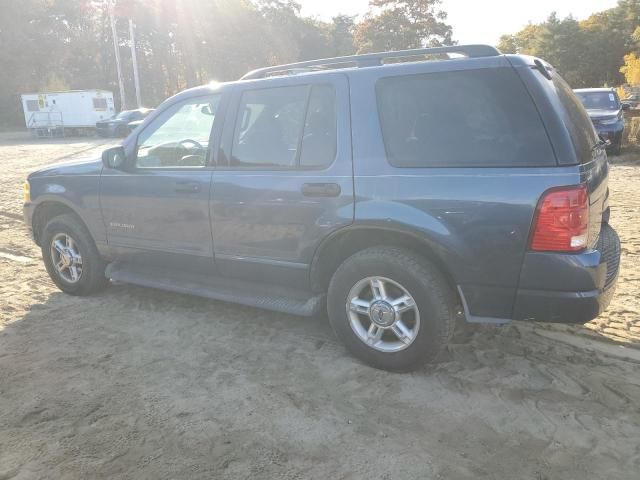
xmin=231 ymin=84 xmax=337 ymax=169
xmin=300 ymin=84 xmax=337 ymax=168
xmin=551 ymin=75 xmax=599 ymax=162
xmin=376 ymin=68 xmax=555 ymax=168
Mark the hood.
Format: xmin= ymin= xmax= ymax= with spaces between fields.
xmin=585 ymin=108 xmax=621 ymax=120
xmin=28 ymin=156 xmax=103 ymax=179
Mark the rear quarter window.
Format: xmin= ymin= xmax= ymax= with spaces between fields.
xmin=551 ymin=75 xmax=599 ymax=162
xmin=376 ymin=67 xmax=556 ymax=168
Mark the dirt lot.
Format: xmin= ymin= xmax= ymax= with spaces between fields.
xmin=1 ymin=135 xmax=639 ymax=479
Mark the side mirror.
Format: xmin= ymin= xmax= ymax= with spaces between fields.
xmin=622 ymin=102 xmax=631 ymax=111
xmin=102 ymin=146 xmax=127 ymax=170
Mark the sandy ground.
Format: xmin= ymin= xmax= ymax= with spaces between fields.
xmin=1 ymin=134 xmax=639 ymax=479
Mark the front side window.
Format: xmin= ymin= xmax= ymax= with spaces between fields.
xmin=135 ymin=95 xmax=220 ymax=168
xmin=230 ymin=84 xmax=337 ymax=169
xmin=376 ymin=68 xmax=555 ymax=168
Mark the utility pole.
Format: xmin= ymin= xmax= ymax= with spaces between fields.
xmin=129 ymin=19 xmax=142 ymax=108
xmin=108 ymin=0 xmax=126 ymax=110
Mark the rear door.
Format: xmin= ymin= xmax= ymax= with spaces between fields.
xmin=210 ymin=74 xmax=353 ymax=287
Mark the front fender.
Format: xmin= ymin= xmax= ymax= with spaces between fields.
xmin=29 ymin=175 xmax=106 ymax=245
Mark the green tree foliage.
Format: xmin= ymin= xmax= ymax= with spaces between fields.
xmin=621 ymin=52 xmax=640 ymax=84
xmin=498 ymin=1 xmax=640 ymax=88
xmin=353 ymin=0 xmax=453 ymax=53
xmin=0 ymin=0 xmax=360 ymax=127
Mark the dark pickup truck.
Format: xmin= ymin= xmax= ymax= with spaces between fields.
xmin=24 ymin=45 xmax=621 ymax=371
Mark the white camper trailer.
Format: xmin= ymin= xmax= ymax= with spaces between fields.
xmin=21 ymin=90 xmax=115 ymax=137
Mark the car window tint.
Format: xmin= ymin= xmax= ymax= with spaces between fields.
xmin=135 ymin=95 xmax=220 ymax=169
xmin=231 ymin=85 xmax=309 ymax=168
xmin=552 ymin=76 xmax=599 ymax=162
xmin=300 ymin=84 xmax=337 ymax=168
xmin=376 ymin=68 xmax=556 ymax=168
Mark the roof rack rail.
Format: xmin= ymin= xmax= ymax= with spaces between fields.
xmin=241 ymin=44 xmax=501 ymax=80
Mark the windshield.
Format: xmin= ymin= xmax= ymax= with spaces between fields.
xmin=575 ymin=91 xmax=619 ymax=110
xmin=114 ymin=111 xmax=133 ymax=120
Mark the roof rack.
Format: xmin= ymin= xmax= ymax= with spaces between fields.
xmin=241 ymin=44 xmax=501 ymax=80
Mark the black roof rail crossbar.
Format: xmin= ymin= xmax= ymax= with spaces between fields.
xmin=241 ymin=44 xmax=502 ymax=80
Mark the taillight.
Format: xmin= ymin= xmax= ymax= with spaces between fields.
xmin=530 ymin=184 xmax=589 ymax=252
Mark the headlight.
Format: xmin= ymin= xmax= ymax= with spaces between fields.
xmin=23 ymin=181 xmax=30 ymax=203
xmin=600 ymin=117 xmax=621 ymax=125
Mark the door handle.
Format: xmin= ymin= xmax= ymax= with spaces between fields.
xmin=174 ymin=182 xmax=201 ymax=193
xmin=301 ymin=183 xmax=341 ymax=197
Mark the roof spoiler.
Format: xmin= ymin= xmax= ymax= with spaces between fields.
xmin=241 ymin=44 xmax=502 ymax=80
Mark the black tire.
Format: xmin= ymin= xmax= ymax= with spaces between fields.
xmin=41 ymin=214 xmax=109 ymax=296
xmin=327 ymin=247 xmax=456 ymax=372
xmin=610 ymin=143 xmax=622 ymax=156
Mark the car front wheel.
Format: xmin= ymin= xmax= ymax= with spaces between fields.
xmin=327 ymin=247 xmax=456 ymax=372
xmin=41 ymin=214 xmax=109 ymax=295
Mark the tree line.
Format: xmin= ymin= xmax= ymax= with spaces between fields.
xmin=3 ymin=0 xmax=640 ymax=129
xmin=498 ymin=0 xmax=640 ymax=90
xmin=0 ymin=0 xmax=451 ymax=127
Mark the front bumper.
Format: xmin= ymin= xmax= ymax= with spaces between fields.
xmin=513 ymin=223 xmax=620 ymax=324
xmin=594 ymin=122 xmax=624 ymax=146
xmin=23 ymin=202 xmax=36 ymax=242
xmin=96 ymin=124 xmax=118 ymax=137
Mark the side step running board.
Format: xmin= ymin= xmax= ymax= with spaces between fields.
xmin=105 ymin=262 xmax=325 ymax=317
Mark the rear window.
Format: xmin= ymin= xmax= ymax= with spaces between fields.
xmin=230 ymin=84 xmax=337 ymax=169
xmin=551 ymin=76 xmax=599 ymax=161
xmin=376 ymin=67 xmax=555 ymax=168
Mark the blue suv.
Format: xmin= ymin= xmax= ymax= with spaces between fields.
xmin=24 ymin=46 xmax=621 ymax=371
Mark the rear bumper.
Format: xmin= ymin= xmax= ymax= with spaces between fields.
xmin=512 ymin=223 xmax=620 ymax=324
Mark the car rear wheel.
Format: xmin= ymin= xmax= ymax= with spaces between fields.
xmin=327 ymin=247 xmax=456 ymax=372
xmin=41 ymin=214 xmax=109 ymax=296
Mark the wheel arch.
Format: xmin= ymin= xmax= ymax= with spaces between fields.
xmin=310 ymin=225 xmax=460 ymax=297
xmin=31 ymin=200 xmax=89 ymax=246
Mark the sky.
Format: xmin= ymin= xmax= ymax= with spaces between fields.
xmin=299 ymin=0 xmax=620 ymax=45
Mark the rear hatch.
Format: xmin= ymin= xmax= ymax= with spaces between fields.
xmin=550 ymin=72 xmax=608 ymax=247
xmin=514 ymin=58 xmax=608 ymax=248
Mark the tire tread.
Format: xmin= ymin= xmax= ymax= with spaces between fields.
xmin=327 ymin=246 xmax=456 ymax=371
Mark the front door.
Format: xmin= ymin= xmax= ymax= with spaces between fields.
xmin=100 ymin=93 xmax=222 ymax=271
xmin=211 ymin=74 xmax=353 ymax=287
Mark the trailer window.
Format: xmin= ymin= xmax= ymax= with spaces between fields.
xmin=26 ymin=100 xmax=40 ymax=112
xmin=93 ymin=98 xmax=108 ymax=110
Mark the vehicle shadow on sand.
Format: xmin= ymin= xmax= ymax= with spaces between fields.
xmin=1 ymin=283 xmax=639 ymax=478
